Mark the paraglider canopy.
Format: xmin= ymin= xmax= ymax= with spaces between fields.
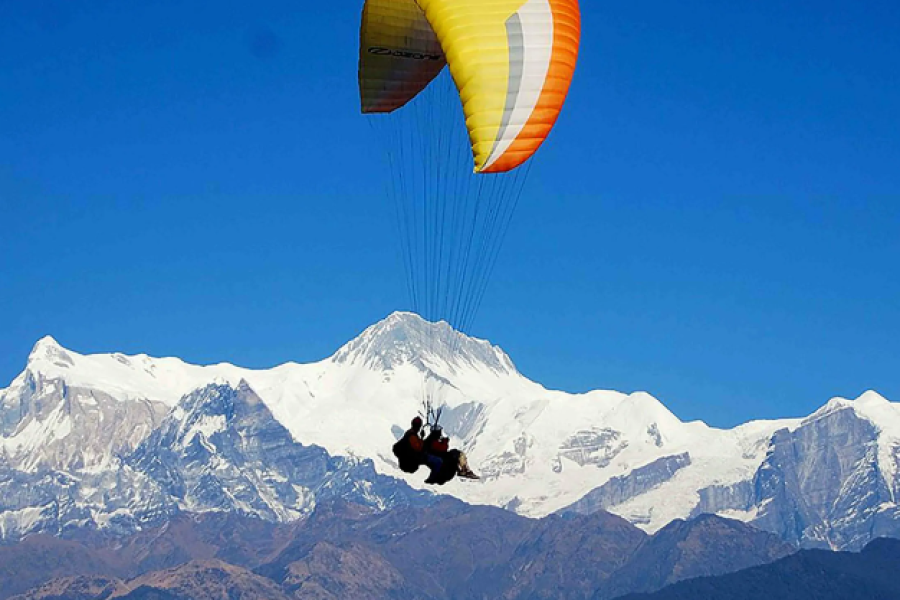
xmin=360 ymin=0 xmax=581 ymax=173
xmin=360 ymin=0 xmax=581 ymax=436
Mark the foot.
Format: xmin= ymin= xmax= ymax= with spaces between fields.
xmin=458 ymin=467 xmax=480 ymax=480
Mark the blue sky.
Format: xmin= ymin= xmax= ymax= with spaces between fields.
xmin=1 ymin=0 xmax=898 ymax=427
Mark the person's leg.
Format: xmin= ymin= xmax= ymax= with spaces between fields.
xmin=456 ymin=451 xmax=479 ymax=479
xmin=424 ymin=453 xmax=443 ymax=483
xmin=457 ymin=451 xmax=469 ymax=471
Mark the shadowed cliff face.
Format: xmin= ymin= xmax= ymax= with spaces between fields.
xmin=686 ymin=403 xmax=900 ymax=551
xmin=751 ymin=407 xmax=891 ymax=550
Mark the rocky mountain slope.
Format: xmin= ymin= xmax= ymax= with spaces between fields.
xmin=2 ymin=312 xmax=899 ymax=549
xmin=3 ymin=499 xmax=793 ymax=600
xmin=616 ymin=537 xmax=900 ymax=600
xmin=11 ymin=561 xmax=293 ymax=600
xmin=600 ymin=514 xmax=792 ymax=599
xmin=0 ymin=381 xmax=429 ymax=541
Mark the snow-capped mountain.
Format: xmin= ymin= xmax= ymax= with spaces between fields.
xmin=0 ymin=378 xmax=430 ymax=541
xmin=1 ymin=312 xmax=898 ymax=550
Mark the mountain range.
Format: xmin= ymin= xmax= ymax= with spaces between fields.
xmin=1 ymin=498 xmax=794 ymax=600
xmin=2 ymin=312 xmax=900 ymax=552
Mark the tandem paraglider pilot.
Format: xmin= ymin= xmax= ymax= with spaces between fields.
xmin=392 ymin=416 xmax=479 ymax=485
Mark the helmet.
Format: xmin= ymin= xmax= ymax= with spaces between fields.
xmin=412 ymin=416 xmax=423 ymax=429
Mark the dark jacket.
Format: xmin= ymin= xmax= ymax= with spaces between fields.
xmin=393 ymin=425 xmax=425 ymax=473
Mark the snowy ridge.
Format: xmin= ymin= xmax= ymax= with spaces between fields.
xmin=1 ymin=313 xmax=898 ymax=549
xmin=22 ymin=335 xmax=254 ymax=406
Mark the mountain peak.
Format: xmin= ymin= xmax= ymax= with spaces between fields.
xmin=856 ymin=390 xmax=889 ymax=407
xmin=330 ymin=312 xmax=517 ymax=375
xmin=808 ymin=391 xmax=897 ymax=426
xmin=30 ymin=335 xmax=62 ymax=353
xmin=27 ymin=335 xmax=74 ymax=368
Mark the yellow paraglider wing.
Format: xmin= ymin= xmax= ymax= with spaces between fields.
xmin=415 ymin=0 xmax=581 ymax=173
xmin=359 ymin=0 xmax=447 ymax=114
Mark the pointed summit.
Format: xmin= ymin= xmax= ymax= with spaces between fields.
xmin=30 ymin=335 xmax=62 ymax=353
xmin=156 ymin=382 xmax=269 ymax=453
xmin=808 ymin=391 xmax=896 ymax=425
xmin=27 ymin=335 xmax=74 ymax=368
xmin=331 ymin=312 xmax=517 ymax=375
xmin=856 ymin=390 xmax=889 ymax=407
